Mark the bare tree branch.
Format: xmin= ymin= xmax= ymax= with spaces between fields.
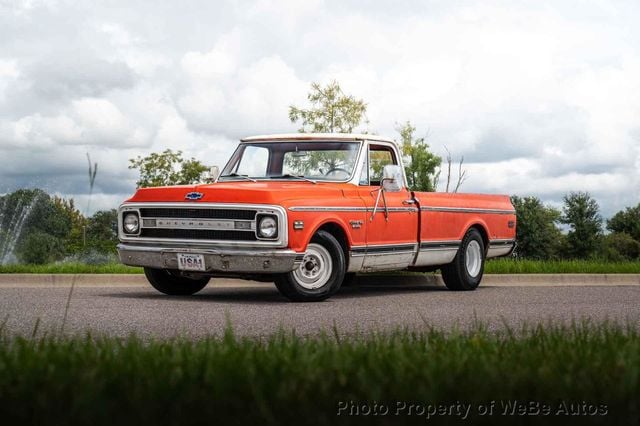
xmin=453 ymin=155 xmax=467 ymax=193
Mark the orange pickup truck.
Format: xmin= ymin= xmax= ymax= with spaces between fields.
xmin=118 ymin=133 xmax=516 ymax=301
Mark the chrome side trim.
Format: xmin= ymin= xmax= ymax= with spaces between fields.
xmin=421 ymin=206 xmax=516 ymax=215
xmin=347 ymin=255 xmax=364 ymax=273
xmin=413 ymin=248 xmax=458 ymax=267
xmin=413 ymin=240 xmax=461 ymax=267
xmin=487 ymin=239 xmax=516 ymax=258
xmin=487 ymin=246 xmax=514 ymax=258
xmin=288 ymin=206 xmax=417 ymax=213
xmin=420 ymin=240 xmax=462 ymax=249
xmin=489 ymin=239 xmax=516 ymax=246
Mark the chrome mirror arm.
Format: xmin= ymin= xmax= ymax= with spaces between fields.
xmin=370 ymin=178 xmax=392 ymax=222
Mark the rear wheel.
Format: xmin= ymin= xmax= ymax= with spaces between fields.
xmin=275 ymin=231 xmax=345 ymax=302
xmin=144 ymin=268 xmax=210 ymax=295
xmin=441 ymin=228 xmax=485 ymax=291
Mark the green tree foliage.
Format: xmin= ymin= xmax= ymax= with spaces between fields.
xmin=86 ymin=209 xmax=118 ymax=254
xmin=0 ymin=189 xmax=71 ymax=264
xmin=510 ymin=196 xmax=563 ymax=259
xmin=54 ymin=196 xmax=86 ymax=255
xmin=19 ymin=231 xmax=64 ymax=264
xmin=128 ymin=149 xmax=208 ymax=188
xmin=607 ymin=203 xmax=640 ymax=242
xmin=1 ymin=189 xmax=119 ymax=264
xmin=602 ymin=232 xmax=640 ymax=261
xmin=397 ymin=121 xmax=441 ymax=192
xmin=561 ymin=192 xmax=603 ymax=259
xmin=289 ymin=80 xmax=367 ymax=133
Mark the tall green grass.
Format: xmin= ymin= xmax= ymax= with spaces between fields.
xmin=1 ymin=259 xmax=639 ymax=274
xmin=0 ymin=323 xmax=638 ymax=425
xmin=485 ymin=258 xmax=640 ymax=274
xmin=0 ymin=262 xmax=143 ymax=274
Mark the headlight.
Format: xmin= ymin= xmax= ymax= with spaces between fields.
xmin=123 ymin=213 xmax=140 ymax=234
xmin=257 ymin=215 xmax=277 ymax=239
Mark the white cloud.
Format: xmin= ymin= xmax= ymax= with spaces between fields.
xmin=0 ymin=0 xmax=639 ymax=217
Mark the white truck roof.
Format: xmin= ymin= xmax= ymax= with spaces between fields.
xmin=240 ymin=133 xmax=396 ymax=144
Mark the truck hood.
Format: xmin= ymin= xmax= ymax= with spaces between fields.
xmin=125 ymin=181 xmax=347 ymax=205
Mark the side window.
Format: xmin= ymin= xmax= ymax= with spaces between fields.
xmin=235 ymin=146 xmax=269 ymax=177
xmin=369 ymin=145 xmax=397 ymax=185
xmin=358 ymin=154 xmax=369 ymax=185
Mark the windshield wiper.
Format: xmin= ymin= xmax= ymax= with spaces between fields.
xmin=269 ymin=174 xmax=317 ymax=184
xmin=219 ymin=173 xmax=257 ymax=182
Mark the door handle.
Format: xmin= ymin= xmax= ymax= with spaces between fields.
xmin=402 ymin=199 xmax=416 ymax=205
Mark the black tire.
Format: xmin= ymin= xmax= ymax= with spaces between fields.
xmin=441 ymin=228 xmax=485 ymax=291
xmin=144 ymin=268 xmax=210 ymax=295
xmin=275 ymin=230 xmax=346 ymax=302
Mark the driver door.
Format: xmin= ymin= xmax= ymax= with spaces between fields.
xmin=357 ymin=143 xmax=418 ymax=271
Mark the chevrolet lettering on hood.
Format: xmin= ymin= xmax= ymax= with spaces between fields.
xmin=117 ymin=133 xmax=516 ymax=302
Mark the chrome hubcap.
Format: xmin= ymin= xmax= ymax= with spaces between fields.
xmin=465 ymin=240 xmax=482 ymax=277
xmin=293 ymin=243 xmax=333 ymax=290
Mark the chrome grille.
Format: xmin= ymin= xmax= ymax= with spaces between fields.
xmin=139 ymin=207 xmax=258 ymax=242
xmin=139 ymin=208 xmax=256 ymax=220
xmin=140 ymin=229 xmax=257 ymax=241
xmin=119 ymin=203 xmax=287 ymax=247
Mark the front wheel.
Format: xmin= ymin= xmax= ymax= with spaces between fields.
xmin=441 ymin=228 xmax=485 ymax=291
xmin=275 ymin=231 xmax=346 ymax=302
xmin=144 ymin=268 xmax=210 ymax=295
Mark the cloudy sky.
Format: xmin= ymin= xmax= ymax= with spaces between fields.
xmin=1 ymin=0 xmax=639 ymax=218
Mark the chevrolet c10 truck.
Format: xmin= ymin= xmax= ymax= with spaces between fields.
xmin=118 ymin=133 xmax=516 ymax=302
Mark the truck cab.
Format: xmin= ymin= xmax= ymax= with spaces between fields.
xmin=118 ymin=134 xmax=516 ymax=301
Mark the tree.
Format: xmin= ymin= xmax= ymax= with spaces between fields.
xmin=607 ymin=203 xmax=640 ymax=242
xmin=19 ymin=231 xmax=65 ymax=265
xmin=510 ymin=196 xmax=564 ymax=259
xmin=128 ymin=149 xmax=208 ymax=188
xmin=602 ymin=232 xmax=640 ymax=261
xmin=561 ymin=192 xmax=603 ymax=259
xmin=289 ymin=80 xmax=367 ymax=133
xmin=396 ymin=121 xmax=441 ymax=192
xmin=0 ymin=189 xmax=72 ymax=264
xmin=442 ymin=147 xmax=467 ymax=193
xmin=86 ymin=209 xmax=118 ymax=254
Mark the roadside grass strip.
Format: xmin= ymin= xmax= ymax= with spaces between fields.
xmin=0 ymin=262 xmax=144 ymax=274
xmin=1 ymin=260 xmax=640 ymax=275
xmin=0 ymin=321 xmax=638 ymax=425
xmin=485 ymin=259 xmax=640 ymax=274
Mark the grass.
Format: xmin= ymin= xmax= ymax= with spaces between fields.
xmin=1 ymin=259 xmax=639 ymax=275
xmin=0 ymin=322 xmax=637 ymax=425
xmin=485 ymin=258 xmax=640 ymax=274
xmin=0 ymin=262 xmax=143 ymax=274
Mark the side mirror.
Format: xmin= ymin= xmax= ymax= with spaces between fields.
xmin=208 ymin=165 xmax=220 ymax=182
xmin=381 ymin=165 xmax=403 ymax=192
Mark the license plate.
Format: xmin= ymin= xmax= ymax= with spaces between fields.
xmin=177 ymin=253 xmax=206 ymax=271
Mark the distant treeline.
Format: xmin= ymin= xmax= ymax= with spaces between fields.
xmin=511 ymin=192 xmax=639 ymax=261
xmin=0 ymin=189 xmax=638 ymax=265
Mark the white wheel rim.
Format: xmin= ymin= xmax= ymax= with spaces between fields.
xmin=465 ymin=240 xmax=482 ymax=278
xmin=293 ymin=243 xmax=333 ymax=290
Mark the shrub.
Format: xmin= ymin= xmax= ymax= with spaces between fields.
xmin=17 ymin=231 xmax=65 ymax=264
xmin=603 ymin=232 xmax=640 ymax=261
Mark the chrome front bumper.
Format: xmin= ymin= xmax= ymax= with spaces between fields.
xmin=117 ymin=243 xmax=303 ymax=274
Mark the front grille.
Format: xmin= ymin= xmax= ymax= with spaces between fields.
xmin=141 ymin=229 xmax=258 ymax=241
xmin=140 ymin=208 xmax=256 ymax=220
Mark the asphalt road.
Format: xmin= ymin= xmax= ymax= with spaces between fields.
xmin=1 ymin=276 xmax=639 ymax=338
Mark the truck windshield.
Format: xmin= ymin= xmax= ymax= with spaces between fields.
xmin=220 ymin=141 xmax=361 ymax=182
